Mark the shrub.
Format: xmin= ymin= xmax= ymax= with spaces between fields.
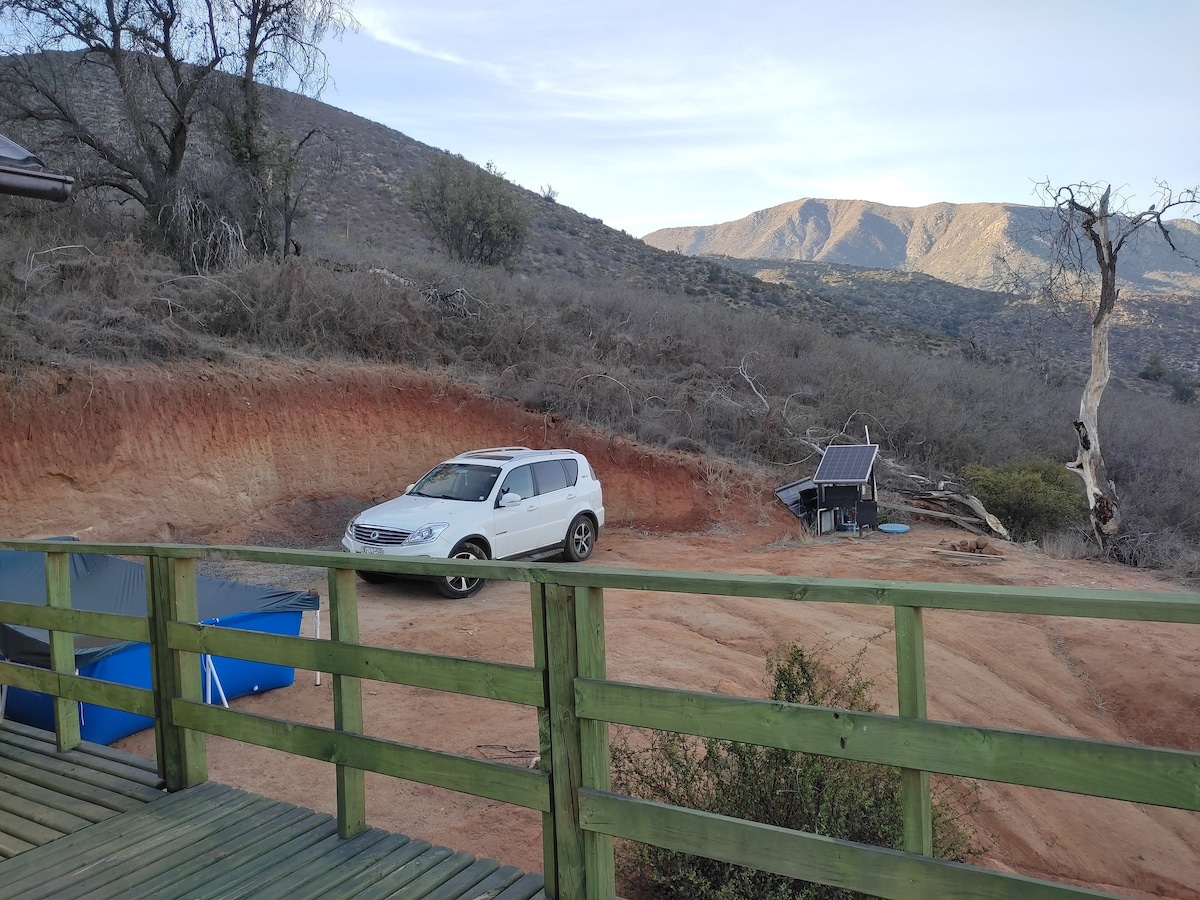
xmin=962 ymin=460 xmax=1087 ymax=542
xmin=405 ymin=155 xmax=530 ymax=268
xmin=611 ymin=643 xmax=983 ymax=899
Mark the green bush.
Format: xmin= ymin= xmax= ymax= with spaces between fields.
xmin=963 ymin=460 xmax=1087 ymax=542
xmin=406 ymin=155 xmax=530 ymax=268
xmin=611 ymin=643 xmax=982 ymax=899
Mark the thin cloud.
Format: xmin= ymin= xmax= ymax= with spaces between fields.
xmin=328 ymin=1 xmax=1200 ymax=234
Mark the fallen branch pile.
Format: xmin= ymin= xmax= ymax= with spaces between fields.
xmin=882 ymin=490 xmax=1011 ymax=540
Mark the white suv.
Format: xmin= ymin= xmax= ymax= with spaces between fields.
xmin=342 ymin=447 xmax=605 ymax=597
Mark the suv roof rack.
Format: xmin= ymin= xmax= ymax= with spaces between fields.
xmin=456 ymin=447 xmax=535 ymax=461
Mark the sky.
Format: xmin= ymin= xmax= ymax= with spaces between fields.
xmin=316 ymin=1 xmax=1200 ymax=237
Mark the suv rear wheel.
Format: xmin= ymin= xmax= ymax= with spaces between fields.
xmin=437 ymin=540 xmax=488 ymax=598
xmin=563 ymin=514 xmax=596 ymax=562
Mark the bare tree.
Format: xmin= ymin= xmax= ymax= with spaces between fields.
xmin=1030 ymin=180 xmax=1199 ymax=544
xmin=0 ymin=0 xmax=354 ymax=265
xmin=0 ymin=1 xmax=229 ymax=262
xmin=220 ymin=0 xmax=356 ymax=255
xmin=274 ymin=126 xmax=340 ymax=256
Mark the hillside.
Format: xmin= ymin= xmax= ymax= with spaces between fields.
xmin=642 ymin=197 xmax=1200 ymax=295
xmin=3 ymin=55 xmax=1200 ymax=900
xmin=5 ymin=63 xmax=1200 ymax=581
xmin=7 ymin=60 xmax=1197 ymax=385
xmin=713 ymin=256 xmax=1200 ymax=384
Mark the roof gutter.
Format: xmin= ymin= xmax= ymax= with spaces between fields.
xmin=0 ymin=163 xmax=74 ymax=202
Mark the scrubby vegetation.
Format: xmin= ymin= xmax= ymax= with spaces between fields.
xmin=3 ymin=198 xmax=1199 ymax=578
xmin=963 ymin=461 xmax=1088 ymax=543
xmin=610 ymin=643 xmax=983 ymax=898
xmin=406 ymin=156 xmax=531 ymax=268
xmin=3 ymin=55 xmax=1200 ymax=582
xmin=1140 ymin=352 xmax=1197 ymax=404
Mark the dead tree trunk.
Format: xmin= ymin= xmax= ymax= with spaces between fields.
xmin=1072 ymin=308 xmax=1119 ymax=540
xmin=1069 ymin=186 xmax=1120 ymax=542
xmin=1031 ymin=179 xmax=1199 ymax=549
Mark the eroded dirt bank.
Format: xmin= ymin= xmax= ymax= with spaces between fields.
xmin=2 ymin=361 xmax=1198 ymax=899
xmin=1 ymin=360 xmax=772 ymax=543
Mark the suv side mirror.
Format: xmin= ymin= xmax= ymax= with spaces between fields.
xmin=499 ymin=492 xmax=522 ymax=507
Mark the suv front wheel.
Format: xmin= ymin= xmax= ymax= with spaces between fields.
xmin=436 ymin=540 xmax=488 ymax=598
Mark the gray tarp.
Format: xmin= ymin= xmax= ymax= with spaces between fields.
xmin=0 ymin=546 xmax=318 ymax=668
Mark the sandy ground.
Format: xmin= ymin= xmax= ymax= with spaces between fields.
xmin=3 ymin=362 xmax=1199 ymax=898
xmin=109 ymin=523 xmax=1200 ymax=899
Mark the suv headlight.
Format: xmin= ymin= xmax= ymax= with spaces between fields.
xmin=403 ymin=523 xmax=450 ymax=546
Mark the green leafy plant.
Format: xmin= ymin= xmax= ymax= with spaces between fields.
xmin=963 ymin=460 xmax=1088 ymax=542
xmin=406 ymin=156 xmax=531 ymax=267
xmin=611 ymin=643 xmax=983 ymax=899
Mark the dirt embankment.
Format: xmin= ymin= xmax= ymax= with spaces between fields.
xmin=2 ymin=361 xmax=1198 ymax=899
xmin=1 ymin=360 xmax=772 ymax=544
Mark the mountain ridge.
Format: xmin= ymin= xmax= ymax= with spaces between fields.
xmin=643 ymin=197 xmax=1200 ymax=295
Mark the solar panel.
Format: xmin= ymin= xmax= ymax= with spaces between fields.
xmin=813 ymin=444 xmax=878 ymax=484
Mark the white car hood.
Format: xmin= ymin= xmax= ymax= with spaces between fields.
xmin=356 ymin=494 xmax=484 ymax=529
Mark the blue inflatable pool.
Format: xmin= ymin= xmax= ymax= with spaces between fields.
xmin=0 ymin=546 xmax=318 ymax=744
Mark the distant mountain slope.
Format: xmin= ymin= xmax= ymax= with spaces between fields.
xmin=643 ymin=198 xmax=1200 ymax=294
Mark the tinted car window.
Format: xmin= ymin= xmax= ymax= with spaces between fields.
xmin=532 ymin=460 xmax=569 ymax=495
xmin=561 ymin=458 xmax=579 ymax=486
xmin=500 ymin=464 xmax=534 ymax=500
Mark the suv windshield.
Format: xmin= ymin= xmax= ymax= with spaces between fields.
xmin=410 ymin=464 xmax=500 ymax=502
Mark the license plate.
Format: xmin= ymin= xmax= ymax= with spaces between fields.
xmin=362 ymin=546 xmax=383 ymax=554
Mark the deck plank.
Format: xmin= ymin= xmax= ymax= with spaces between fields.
xmin=245 ymin=828 xmax=398 ymax=900
xmin=0 ymin=831 xmax=35 ymax=860
xmin=0 ymin=784 xmax=93 ymax=832
xmin=0 ymin=769 xmax=128 ymax=823
xmin=425 ymin=860 xmax=523 ymax=899
xmin=377 ymin=850 xmax=478 ymax=900
xmin=0 ymin=741 xmax=163 ymax=801
xmin=0 ymin=723 xmax=548 ymax=900
xmin=490 ymin=872 xmax=548 ymax=900
xmin=0 ymin=783 xmax=240 ymax=899
xmin=0 ymin=724 xmax=163 ymax=787
xmin=283 ymin=832 xmax=417 ymax=900
xmin=0 ymin=749 xmax=150 ymax=811
xmin=296 ymin=836 xmax=436 ymax=899
xmin=67 ymin=796 xmax=289 ymax=900
xmin=190 ymin=816 xmax=343 ymax=898
xmin=121 ymin=804 xmax=328 ymax=900
xmin=350 ymin=846 xmax=459 ymax=900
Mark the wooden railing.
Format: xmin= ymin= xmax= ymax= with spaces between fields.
xmin=2 ymin=538 xmax=1199 ymax=899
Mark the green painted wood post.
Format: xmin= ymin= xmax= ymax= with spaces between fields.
xmin=531 ymin=583 xmax=558 ymax=895
xmin=541 ymin=581 xmax=587 ymax=899
xmin=45 ymin=551 xmax=81 ymax=752
xmin=894 ymin=604 xmax=932 ymax=855
xmin=148 ymin=555 xmax=206 ymax=790
xmin=329 ymin=567 xmax=367 ymax=838
xmin=576 ymin=584 xmax=615 ymax=900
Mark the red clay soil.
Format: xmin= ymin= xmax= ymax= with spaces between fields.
xmin=2 ymin=361 xmax=1198 ymax=899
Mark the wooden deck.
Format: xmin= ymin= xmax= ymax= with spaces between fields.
xmin=0 ymin=721 xmax=547 ymax=900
